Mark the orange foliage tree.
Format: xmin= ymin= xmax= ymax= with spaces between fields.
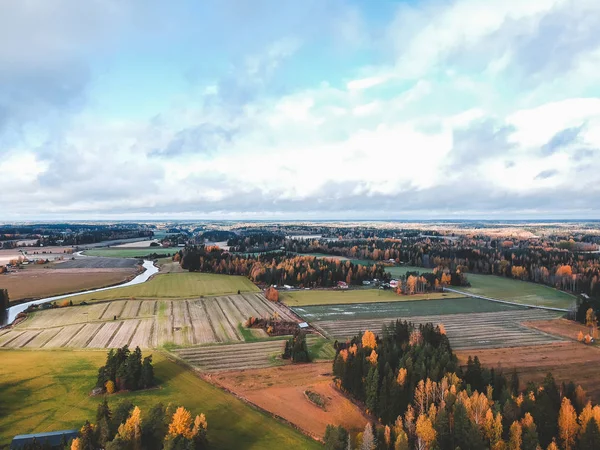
xmin=558 ymin=397 xmax=578 ymax=450
xmin=362 ymin=330 xmax=377 ymax=349
xmin=264 ymin=286 xmax=279 ymax=302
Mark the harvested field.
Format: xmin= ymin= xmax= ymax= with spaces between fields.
xmin=67 ymin=272 xmax=259 ymax=303
xmin=524 ymin=318 xmax=591 ymax=340
xmin=56 ymin=257 xmax=139 ymax=269
xmin=173 ymin=339 xmax=288 ymax=372
xmin=6 ymin=294 xmax=295 ymax=349
xmin=294 ymin=297 xmax=524 ymax=322
xmin=208 ymin=362 xmax=368 ymax=439
xmin=456 ymin=342 xmax=600 ymax=402
xmin=0 ymin=350 xmax=320 ymax=449
xmin=2 ymin=267 xmax=138 ymax=302
xmin=281 ymin=289 xmax=462 ymax=307
xmin=317 ymin=309 xmax=564 ymax=350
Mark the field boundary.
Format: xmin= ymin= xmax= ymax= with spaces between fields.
xmin=442 ymin=287 xmax=571 ymax=312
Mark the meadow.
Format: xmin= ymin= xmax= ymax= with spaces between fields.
xmin=462 ymin=273 xmax=576 ymax=309
xmin=280 ymin=289 xmax=461 ymax=307
xmin=0 ymin=350 xmax=320 ymax=449
xmin=66 ymin=272 xmax=259 ymax=303
xmin=82 ymin=247 xmax=181 ymax=258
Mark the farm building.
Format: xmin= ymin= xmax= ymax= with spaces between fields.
xmin=11 ymin=430 xmax=78 ymax=449
xmin=389 ymin=280 xmax=399 ymax=288
xmin=337 ymin=281 xmax=348 ymax=289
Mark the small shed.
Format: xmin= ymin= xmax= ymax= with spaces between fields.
xmin=298 ymin=322 xmax=309 ymax=329
xmin=11 ymin=430 xmax=79 ymax=449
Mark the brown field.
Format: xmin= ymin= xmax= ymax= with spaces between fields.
xmin=208 ymin=362 xmax=368 ymax=439
xmin=524 ymin=318 xmax=592 ymax=341
xmin=1 ymin=268 xmax=138 ymax=302
xmin=456 ymin=342 xmax=600 ymax=402
xmin=2 ymin=293 xmax=299 ymax=349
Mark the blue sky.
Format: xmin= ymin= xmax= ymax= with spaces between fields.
xmin=1 ymin=0 xmax=600 ymax=220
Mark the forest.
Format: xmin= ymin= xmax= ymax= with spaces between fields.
xmin=179 ymin=246 xmax=390 ymax=287
xmin=331 ymin=321 xmax=600 ymax=450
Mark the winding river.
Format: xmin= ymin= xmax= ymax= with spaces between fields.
xmin=3 ymin=260 xmax=158 ymax=325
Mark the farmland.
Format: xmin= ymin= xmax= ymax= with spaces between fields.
xmin=65 ymin=272 xmax=259 ymax=303
xmin=56 ymin=257 xmax=139 ymax=269
xmin=314 ymin=309 xmax=564 ymax=350
xmin=82 ymin=247 xmax=181 ymax=258
xmin=173 ymin=336 xmax=329 ymax=372
xmin=210 ymin=362 xmax=368 ymax=439
xmin=1 ymin=293 xmax=297 ymax=349
xmin=0 ymin=350 xmax=320 ymax=449
xmin=455 ymin=342 xmax=600 ymax=402
xmin=293 ymin=297 xmax=524 ymax=322
xmin=1 ymin=267 xmax=138 ymax=302
xmin=280 ymin=289 xmax=462 ymax=307
xmin=460 ymin=272 xmax=577 ymax=309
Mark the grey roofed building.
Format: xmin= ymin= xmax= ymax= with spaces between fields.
xmin=11 ymin=430 xmax=78 ymax=449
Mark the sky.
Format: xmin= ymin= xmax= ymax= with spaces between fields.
xmin=1 ymin=0 xmax=600 ymax=221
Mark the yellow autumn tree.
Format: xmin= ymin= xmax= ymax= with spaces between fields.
xmin=577 ymin=331 xmax=584 ymax=342
xmin=105 ymin=380 xmax=115 ymax=394
xmin=558 ymin=397 xmax=578 ymax=450
xmin=397 ymin=368 xmax=408 ymax=387
xmin=70 ymin=438 xmax=81 ymax=450
xmin=362 ymin=330 xmax=377 ymax=349
xmin=117 ymin=406 xmax=142 ymax=449
xmin=547 ymin=440 xmax=559 ymax=450
xmin=508 ymin=421 xmax=522 ymax=450
xmin=438 ymin=324 xmax=446 ymax=335
xmin=415 ymin=414 xmax=436 ymax=450
xmin=367 ymin=350 xmax=378 ymax=365
xmin=168 ymin=406 xmax=194 ymax=439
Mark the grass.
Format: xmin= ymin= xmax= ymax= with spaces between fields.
xmin=308 ymin=337 xmax=336 ymax=361
xmin=292 ymin=297 xmax=526 ymax=322
xmin=0 ymin=350 xmax=321 ymax=449
xmin=82 ymin=248 xmax=181 ymax=258
xmin=461 ymin=273 xmax=577 ymax=309
xmin=66 ymin=272 xmax=259 ymax=303
xmin=385 ymin=265 xmax=429 ymax=278
xmin=280 ymin=289 xmax=462 ymax=307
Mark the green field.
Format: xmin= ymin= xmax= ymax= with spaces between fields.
xmin=0 ymin=350 xmax=319 ymax=449
xmin=281 ymin=289 xmax=462 ymax=307
xmin=68 ymin=272 xmax=259 ymax=303
xmin=461 ymin=273 xmax=576 ymax=309
xmin=83 ymin=247 xmax=181 ymax=258
xmin=292 ymin=297 xmax=525 ymax=322
xmin=383 ymin=265 xmax=575 ymax=309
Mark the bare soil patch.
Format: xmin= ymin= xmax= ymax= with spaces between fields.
xmin=524 ymin=318 xmax=591 ymax=341
xmin=208 ymin=362 xmax=368 ymax=439
xmin=456 ymin=342 xmax=600 ymax=402
xmin=2 ymin=268 xmax=138 ymax=302
xmin=0 ymin=246 xmax=75 ymax=265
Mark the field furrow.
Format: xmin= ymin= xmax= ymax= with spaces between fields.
xmin=129 ymin=319 xmax=154 ymax=348
xmin=188 ymin=300 xmax=217 ymax=344
xmin=121 ymin=300 xmax=142 ymax=319
xmin=87 ymin=322 xmax=122 ymax=348
xmin=218 ymin=297 xmax=246 ymax=326
xmin=172 ymin=301 xmax=193 ymax=346
xmin=204 ymin=298 xmax=239 ymax=342
xmin=110 ymin=320 xmax=140 ymax=347
xmin=24 ymin=328 xmax=61 ymax=348
xmin=139 ymin=300 xmax=157 ymax=316
xmin=4 ymin=330 xmax=42 ymax=348
xmin=229 ymin=295 xmax=255 ymax=320
xmin=101 ymin=301 xmax=127 ymax=320
xmin=157 ymin=301 xmax=174 ymax=346
xmin=241 ymin=294 xmax=267 ymax=317
xmin=44 ymin=324 xmax=85 ymax=348
xmin=69 ymin=323 xmax=104 ymax=347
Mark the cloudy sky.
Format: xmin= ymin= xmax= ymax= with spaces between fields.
xmin=1 ymin=0 xmax=600 ymax=220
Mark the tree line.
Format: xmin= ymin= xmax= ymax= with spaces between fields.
xmin=179 ymin=246 xmax=389 ymax=287
xmin=331 ymin=322 xmax=600 ymax=449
